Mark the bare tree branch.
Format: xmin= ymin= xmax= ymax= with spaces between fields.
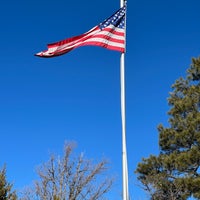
xmin=21 ymin=142 xmax=114 ymax=200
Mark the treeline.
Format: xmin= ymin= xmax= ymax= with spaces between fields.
xmin=0 ymin=142 xmax=113 ymax=200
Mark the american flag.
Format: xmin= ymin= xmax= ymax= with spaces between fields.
xmin=35 ymin=4 xmax=126 ymax=58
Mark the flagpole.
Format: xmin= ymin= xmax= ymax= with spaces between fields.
xmin=120 ymin=0 xmax=129 ymax=200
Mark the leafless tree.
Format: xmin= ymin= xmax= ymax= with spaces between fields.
xmin=22 ymin=142 xmax=113 ymax=200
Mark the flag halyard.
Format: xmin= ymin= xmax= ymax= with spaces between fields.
xmin=35 ymin=5 xmax=126 ymax=58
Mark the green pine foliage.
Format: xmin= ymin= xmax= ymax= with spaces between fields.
xmin=136 ymin=57 xmax=200 ymax=200
xmin=0 ymin=166 xmax=17 ymax=200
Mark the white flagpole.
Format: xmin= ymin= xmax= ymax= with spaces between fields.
xmin=120 ymin=0 xmax=129 ymax=200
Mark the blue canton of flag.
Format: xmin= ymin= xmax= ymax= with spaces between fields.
xmin=99 ymin=5 xmax=126 ymax=30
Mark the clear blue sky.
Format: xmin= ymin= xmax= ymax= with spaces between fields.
xmin=1 ymin=0 xmax=200 ymax=199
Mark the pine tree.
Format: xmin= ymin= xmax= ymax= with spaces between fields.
xmin=0 ymin=165 xmax=17 ymax=200
xmin=136 ymin=57 xmax=200 ymax=200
